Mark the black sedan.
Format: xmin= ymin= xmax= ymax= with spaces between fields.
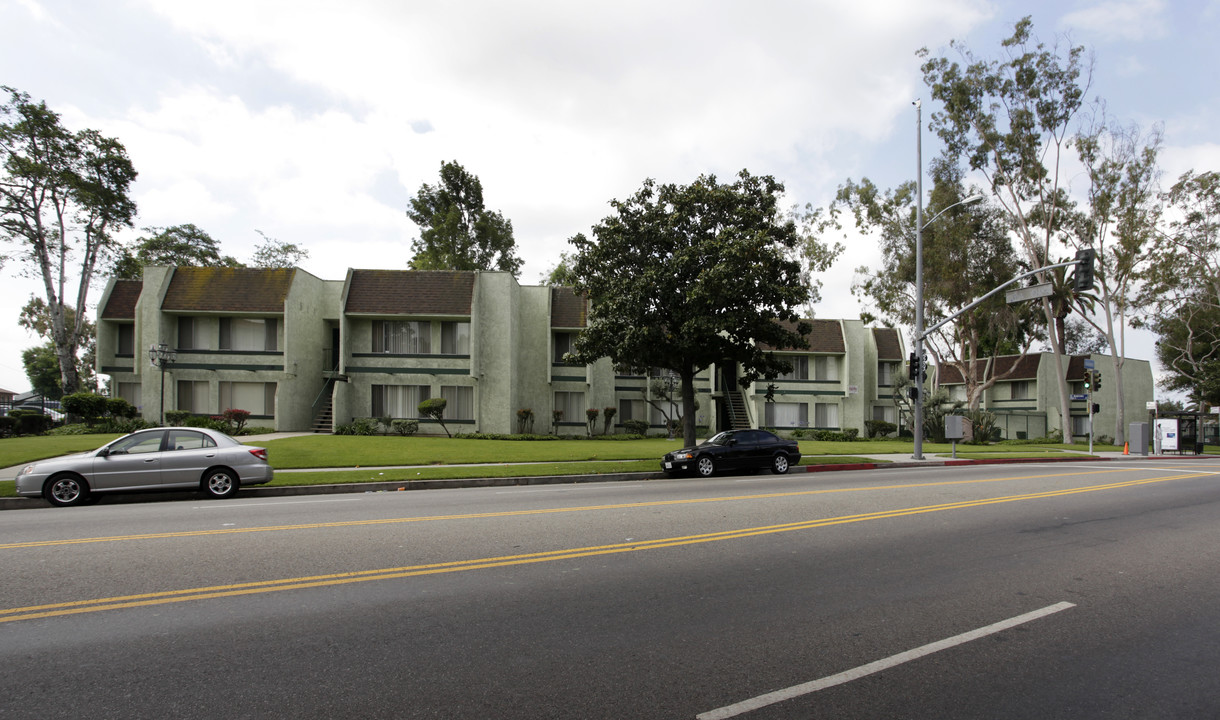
xmin=661 ymin=429 xmax=802 ymax=477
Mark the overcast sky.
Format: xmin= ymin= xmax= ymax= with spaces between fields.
xmin=2 ymin=0 xmax=1217 ymax=398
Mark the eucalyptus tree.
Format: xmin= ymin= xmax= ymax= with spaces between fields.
xmin=110 ymin=223 xmax=242 ymax=279
xmin=407 ymin=160 xmax=522 ymax=277
xmin=920 ymin=17 xmax=1091 ymax=438
xmin=0 ymin=87 xmax=137 ymax=395
xmin=568 ymin=170 xmax=820 ymax=447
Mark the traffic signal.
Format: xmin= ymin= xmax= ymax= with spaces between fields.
xmin=1093 ymin=371 xmax=1102 ymax=391
xmin=1083 ymin=370 xmax=1091 ymax=390
xmin=908 ymin=352 xmax=919 ymax=381
xmin=1073 ymin=248 xmax=1096 ymax=292
xmin=1092 ymin=403 xmax=1100 ymax=414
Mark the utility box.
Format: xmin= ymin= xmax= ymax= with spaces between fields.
xmin=945 ymin=415 xmax=967 ymax=440
xmin=1129 ymin=422 xmax=1149 ymax=456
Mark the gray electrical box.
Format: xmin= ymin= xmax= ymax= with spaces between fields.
xmin=945 ymin=415 xmax=967 ymax=440
xmin=1129 ymin=422 xmax=1149 ymax=456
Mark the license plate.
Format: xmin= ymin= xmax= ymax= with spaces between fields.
xmin=664 ymin=462 xmax=672 ymax=469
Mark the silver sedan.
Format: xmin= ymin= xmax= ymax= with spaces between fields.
xmin=15 ymin=427 xmax=274 ymax=507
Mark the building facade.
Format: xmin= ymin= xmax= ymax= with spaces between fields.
xmin=96 ymin=266 xmax=908 ymax=435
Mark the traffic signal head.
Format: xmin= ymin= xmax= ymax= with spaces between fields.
xmin=908 ymin=352 xmax=919 ymax=381
xmin=1083 ymin=370 xmax=1091 ymax=390
xmin=1093 ymin=371 xmax=1102 ymax=391
xmin=1073 ymin=248 xmax=1096 ymax=292
xmin=1092 ymin=403 xmax=1100 ymax=414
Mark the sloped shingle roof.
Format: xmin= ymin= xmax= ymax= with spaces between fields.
xmin=162 ymin=267 xmax=294 ymax=313
xmin=100 ymin=280 xmax=142 ymax=320
xmin=345 ymin=270 xmax=475 ymax=315
xmin=758 ymin=319 xmax=845 ymax=353
xmin=872 ymin=327 xmax=903 ymax=361
xmin=551 ymin=288 xmax=588 ymax=328
xmin=938 ymin=354 xmax=1043 ymax=384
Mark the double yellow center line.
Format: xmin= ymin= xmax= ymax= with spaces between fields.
xmin=0 ymin=470 xmax=1202 ymax=624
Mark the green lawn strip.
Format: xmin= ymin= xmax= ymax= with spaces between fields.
xmin=269 ymin=460 xmax=662 ymax=486
xmin=0 ymin=434 xmax=123 ymax=468
xmin=935 ymin=451 xmax=1099 ymax=460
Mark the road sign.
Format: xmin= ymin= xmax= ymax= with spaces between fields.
xmin=1005 ymin=282 xmax=1055 ymax=304
xmin=1071 ymin=394 xmax=1087 ymax=401
xmin=1084 ymin=358 xmax=1095 ymax=369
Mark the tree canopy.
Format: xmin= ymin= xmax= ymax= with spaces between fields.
xmin=407 ymin=160 xmax=522 ymax=276
xmin=250 ymin=229 xmax=310 ymax=268
xmin=568 ymin=170 xmax=820 ymax=447
xmin=110 ymin=223 xmax=241 ymax=279
xmin=0 ymin=86 xmax=137 ymax=396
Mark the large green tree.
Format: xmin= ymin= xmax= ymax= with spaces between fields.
xmin=1138 ymin=170 xmax=1220 ymax=405
xmin=0 ymin=87 xmax=137 ymax=396
xmin=568 ymin=170 xmax=820 ymax=447
xmin=405 ymin=161 xmax=519 ymax=277
xmin=406 ymin=161 xmax=522 ymax=276
xmin=921 ymin=17 xmax=1091 ymax=438
xmin=813 ymin=156 xmax=1038 ymax=412
xmin=19 ymin=298 xmax=96 ymax=397
xmin=110 ymin=223 xmax=241 ymax=279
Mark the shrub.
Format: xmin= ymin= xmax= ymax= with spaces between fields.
xmin=165 ymin=410 xmax=192 ymax=426
xmin=602 ymin=407 xmax=617 ymax=435
xmin=0 ymin=415 xmax=16 ymax=438
xmin=963 ymin=410 xmax=996 ymax=445
xmin=105 ymin=397 xmax=138 ymax=419
xmin=808 ymin=428 xmax=859 ymax=442
xmin=585 ymin=408 xmax=599 ymax=436
xmin=392 ymin=418 xmax=419 ymax=436
xmin=864 ymin=420 xmax=898 ymax=439
xmin=419 ymin=397 xmax=450 ymax=437
xmin=10 ymin=410 xmax=54 ymax=436
xmin=335 ymin=417 xmax=380 ymax=436
xmin=623 ymin=418 xmax=649 ymax=436
xmin=223 ymin=408 xmax=252 ymax=434
xmin=516 ymin=408 xmax=535 ymax=434
xmin=551 ymin=409 xmax=563 ymax=434
xmin=61 ymin=392 xmax=109 ymax=423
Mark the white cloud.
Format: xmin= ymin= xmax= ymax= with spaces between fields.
xmin=1058 ymin=0 xmax=1168 ymax=41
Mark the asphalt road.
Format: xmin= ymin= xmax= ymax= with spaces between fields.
xmin=2 ymin=459 xmax=1219 ymax=719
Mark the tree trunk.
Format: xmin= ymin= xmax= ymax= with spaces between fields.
xmin=681 ymin=369 xmax=698 ymax=448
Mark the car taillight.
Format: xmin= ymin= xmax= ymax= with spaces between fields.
xmin=249 ymin=448 xmax=268 ymax=462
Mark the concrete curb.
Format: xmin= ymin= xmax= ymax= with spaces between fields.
xmin=3 ymin=452 xmax=1215 ymax=511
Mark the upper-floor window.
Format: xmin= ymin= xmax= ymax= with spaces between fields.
xmin=1010 ymin=380 xmax=1031 ymax=400
xmin=814 ymin=356 xmax=839 ymax=381
xmin=878 ymin=361 xmax=896 ymax=386
xmin=220 ymin=317 xmax=277 ymax=352
xmin=441 ymin=321 xmax=471 ymax=355
xmin=117 ymin=324 xmax=135 ymax=356
xmin=554 ymin=332 xmax=576 ymax=364
xmin=373 ymin=321 xmax=430 ymax=354
xmin=778 ymin=356 xmax=809 ymax=381
xmin=178 ymin=317 xmax=205 ymax=350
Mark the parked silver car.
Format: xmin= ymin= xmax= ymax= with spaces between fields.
xmin=15 ymin=427 xmax=273 ymax=507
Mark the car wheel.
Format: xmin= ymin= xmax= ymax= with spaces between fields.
xmin=771 ymin=454 xmax=790 ymax=474
xmin=44 ymin=474 xmax=90 ymax=507
xmin=696 ymin=456 xmax=716 ymax=477
xmin=202 ymin=468 xmax=240 ymax=499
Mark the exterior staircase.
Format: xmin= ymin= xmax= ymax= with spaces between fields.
xmin=310 ymin=397 xmax=334 ymax=434
xmin=724 ymin=390 xmax=751 ymax=430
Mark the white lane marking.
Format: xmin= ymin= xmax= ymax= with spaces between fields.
xmin=190 ymin=497 xmax=363 ymax=509
xmin=697 ymin=601 xmax=1076 ymax=720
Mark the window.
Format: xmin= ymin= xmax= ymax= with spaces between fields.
xmin=618 ymin=399 xmax=646 ymax=422
xmin=220 ymin=318 xmax=277 ymax=351
xmin=112 ymin=431 xmax=165 ymax=455
xmin=765 ymin=402 xmax=808 ymax=427
xmin=1010 ymin=381 xmax=1031 ymax=400
xmin=372 ymin=385 xmax=430 ymax=418
xmin=1070 ymin=415 xmax=1090 ymax=436
xmin=778 ymin=356 xmax=809 ymax=381
xmin=116 ymin=382 xmax=140 ymax=406
xmin=813 ymin=356 xmax=839 ymax=381
xmin=554 ymin=391 xmax=585 ymax=423
xmin=877 ymin=362 xmax=896 ymax=386
xmin=117 ymin=324 xmax=135 ymax=356
xmin=219 ymin=382 xmax=276 ymax=416
xmin=441 ymin=322 xmax=471 ymax=355
xmin=176 ymin=380 xmax=208 ymax=413
xmin=177 ymin=317 xmax=204 ymax=350
xmin=441 ymin=385 xmax=474 ymax=420
xmin=554 ymin=332 xmax=575 ymax=363
xmin=649 ymin=400 xmax=680 ymax=426
xmin=373 ymin=321 xmax=430 ymax=354
xmin=167 ymin=429 xmax=217 ymax=451
xmin=872 ymin=405 xmax=896 ymax=423
xmin=814 ymin=402 xmax=839 ymax=428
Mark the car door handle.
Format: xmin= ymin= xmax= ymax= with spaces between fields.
xmin=144 ymin=458 xmax=157 ymax=463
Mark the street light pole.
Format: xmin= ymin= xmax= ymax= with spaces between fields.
xmin=148 ymin=343 xmax=178 ymax=426
xmin=913 ymin=100 xmax=926 ymax=460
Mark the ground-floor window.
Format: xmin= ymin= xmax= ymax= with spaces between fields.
xmin=554 ymin=391 xmax=585 ymax=424
xmin=441 ymin=385 xmax=474 ymax=420
xmin=618 ymin=399 xmax=646 ymax=423
xmin=1070 ymin=415 xmax=1091 ymax=436
xmin=372 ymin=384 xmax=430 ymax=418
xmin=220 ymin=381 xmax=276 ymax=417
xmin=765 ymin=402 xmax=808 ymax=427
xmin=872 ymin=405 xmax=896 ymax=423
xmin=176 ymin=380 xmax=209 ymax=413
xmin=814 ymin=402 xmax=839 ymax=428
xmin=649 ymin=400 xmax=680 ymax=426
xmin=115 ymin=382 xmax=140 ymax=406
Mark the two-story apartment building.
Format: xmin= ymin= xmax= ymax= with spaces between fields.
xmin=936 ymin=353 xmax=1155 ymax=441
xmin=95 ymin=266 xmax=909 ymax=435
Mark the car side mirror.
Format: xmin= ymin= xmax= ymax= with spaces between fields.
xmin=97 ymin=448 xmax=109 ymax=458
xmin=727 ymin=439 xmax=737 ymax=446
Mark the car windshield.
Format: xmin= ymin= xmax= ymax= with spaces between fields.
xmin=706 ymin=431 xmax=736 ymax=446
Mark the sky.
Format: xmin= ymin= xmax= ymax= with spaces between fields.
xmin=1 ymin=0 xmax=1217 ymax=398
